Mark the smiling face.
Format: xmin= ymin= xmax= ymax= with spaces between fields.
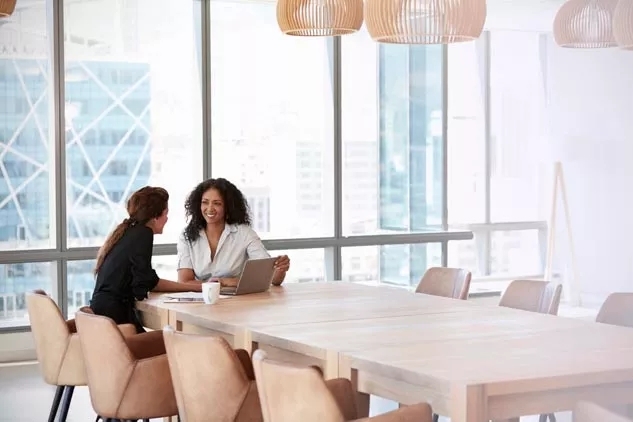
xmin=200 ymin=188 xmax=225 ymax=225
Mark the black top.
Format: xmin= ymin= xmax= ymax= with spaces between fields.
xmin=90 ymin=224 xmax=160 ymax=332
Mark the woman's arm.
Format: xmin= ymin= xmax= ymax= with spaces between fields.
xmin=217 ymin=277 xmax=240 ymax=287
xmin=153 ymin=278 xmax=202 ymax=292
xmin=177 ymin=268 xmax=203 ymax=284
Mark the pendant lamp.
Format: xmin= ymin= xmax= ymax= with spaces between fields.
xmin=553 ymin=0 xmax=619 ymax=48
xmin=613 ymin=0 xmax=633 ymax=49
xmin=276 ymin=0 xmax=363 ymax=36
xmin=364 ymin=0 xmax=486 ymax=44
xmin=0 ymin=0 xmax=17 ymax=18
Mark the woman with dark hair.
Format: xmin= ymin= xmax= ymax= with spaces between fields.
xmin=91 ymin=186 xmax=201 ymax=333
xmin=177 ymin=178 xmax=290 ymax=287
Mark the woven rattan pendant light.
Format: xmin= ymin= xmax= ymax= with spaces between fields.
xmin=0 ymin=0 xmax=17 ymax=17
xmin=613 ymin=0 xmax=633 ymax=49
xmin=553 ymin=0 xmax=619 ymax=48
xmin=276 ymin=0 xmax=363 ymax=36
xmin=364 ymin=0 xmax=486 ymax=44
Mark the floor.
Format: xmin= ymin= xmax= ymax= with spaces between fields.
xmin=0 ymin=361 xmax=572 ymax=422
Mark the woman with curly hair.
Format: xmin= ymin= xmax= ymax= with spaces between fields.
xmin=91 ymin=186 xmax=202 ymax=333
xmin=177 ymin=178 xmax=290 ymax=287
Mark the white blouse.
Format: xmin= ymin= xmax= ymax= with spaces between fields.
xmin=176 ymin=224 xmax=270 ymax=281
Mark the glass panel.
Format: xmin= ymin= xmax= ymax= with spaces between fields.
xmin=490 ymin=31 xmax=548 ymax=222
xmin=447 ymin=238 xmax=482 ymax=277
xmin=267 ymin=248 xmax=326 ymax=283
xmin=67 ymin=259 xmax=96 ymax=316
xmin=210 ymin=1 xmax=334 ymax=239
xmin=490 ymin=230 xmax=544 ymax=276
xmin=447 ymin=39 xmax=486 ymax=225
xmin=341 ymin=29 xmax=444 ymax=236
xmin=0 ymin=1 xmax=54 ymax=251
xmin=64 ymin=0 xmax=203 ymax=247
xmin=0 ymin=262 xmax=55 ymax=328
xmin=341 ymin=243 xmax=442 ymax=288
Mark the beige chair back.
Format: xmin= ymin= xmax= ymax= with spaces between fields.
xmin=25 ymin=290 xmax=86 ymax=386
xmin=415 ymin=267 xmax=472 ymax=300
xmin=162 ymin=327 xmax=261 ymax=422
xmin=596 ymin=293 xmax=633 ymax=328
xmin=75 ymin=307 xmax=138 ymax=415
xmin=574 ymin=402 xmax=632 ymax=422
xmin=75 ymin=307 xmax=177 ymax=419
xmin=252 ymin=349 xmax=346 ymax=422
xmin=499 ymin=280 xmax=562 ymax=315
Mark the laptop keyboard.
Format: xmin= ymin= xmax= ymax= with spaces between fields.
xmin=220 ymin=287 xmax=236 ymax=295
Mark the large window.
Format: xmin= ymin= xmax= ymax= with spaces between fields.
xmin=447 ymin=32 xmax=548 ymax=280
xmin=210 ymin=0 xmax=334 ymax=240
xmin=341 ymin=244 xmax=442 ymax=287
xmin=490 ymin=31 xmax=547 ymax=223
xmin=64 ymin=0 xmax=203 ymax=247
xmin=0 ymin=0 xmax=53 ymax=251
xmin=342 ymin=30 xmax=443 ymax=236
xmin=342 ymin=30 xmax=444 ymax=286
xmin=0 ymin=0 xmax=476 ymax=331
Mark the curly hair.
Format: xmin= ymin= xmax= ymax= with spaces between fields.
xmin=95 ymin=186 xmax=169 ymax=275
xmin=183 ymin=178 xmax=252 ymax=243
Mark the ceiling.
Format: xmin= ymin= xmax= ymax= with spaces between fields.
xmin=484 ymin=0 xmax=566 ymax=32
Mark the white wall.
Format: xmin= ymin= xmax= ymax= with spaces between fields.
xmin=0 ymin=332 xmax=36 ymax=362
xmin=546 ymin=35 xmax=633 ymax=305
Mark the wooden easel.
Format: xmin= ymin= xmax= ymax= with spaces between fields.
xmin=544 ymin=161 xmax=581 ymax=306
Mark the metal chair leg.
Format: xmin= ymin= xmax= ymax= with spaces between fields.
xmin=56 ymin=385 xmax=74 ymax=421
xmin=48 ymin=385 xmax=65 ymax=422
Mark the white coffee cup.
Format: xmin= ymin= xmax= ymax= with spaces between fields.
xmin=202 ymin=282 xmax=221 ymax=305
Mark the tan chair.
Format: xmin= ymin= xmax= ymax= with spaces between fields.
xmin=252 ymin=349 xmax=432 ymax=422
xmin=25 ymin=290 xmax=136 ymax=422
xmin=548 ymin=294 xmax=633 ymax=422
xmin=74 ymin=306 xmax=178 ymax=421
xmin=498 ymin=279 xmax=562 ymax=315
xmin=415 ymin=267 xmax=472 ymax=300
xmin=498 ymin=281 xmax=561 ymax=422
xmin=596 ymin=293 xmax=633 ymax=328
xmin=574 ymin=401 xmax=632 ymax=422
xmin=162 ymin=326 xmax=262 ymax=421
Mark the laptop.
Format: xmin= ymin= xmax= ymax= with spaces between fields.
xmin=220 ymin=257 xmax=277 ymax=296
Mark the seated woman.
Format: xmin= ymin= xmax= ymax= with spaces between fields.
xmin=90 ymin=186 xmax=202 ymax=333
xmin=177 ymin=178 xmax=290 ymax=287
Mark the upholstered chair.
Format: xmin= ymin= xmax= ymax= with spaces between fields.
xmin=252 ymin=349 xmax=433 ymax=422
xmin=415 ymin=267 xmax=472 ymax=300
xmin=162 ymin=326 xmax=262 ymax=421
xmin=74 ymin=306 xmax=178 ymax=421
xmin=25 ymin=290 xmax=136 ymax=421
xmin=498 ymin=279 xmax=562 ymax=315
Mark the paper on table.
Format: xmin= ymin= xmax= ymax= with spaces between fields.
xmin=164 ymin=292 xmax=204 ymax=300
xmin=161 ymin=292 xmax=233 ymax=303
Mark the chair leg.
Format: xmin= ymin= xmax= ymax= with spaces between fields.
xmin=48 ymin=385 xmax=65 ymax=422
xmin=56 ymin=385 xmax=74 ymax=421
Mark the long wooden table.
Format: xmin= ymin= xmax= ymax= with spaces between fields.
xmin=137 ymin=282 xmax=633 ymax=422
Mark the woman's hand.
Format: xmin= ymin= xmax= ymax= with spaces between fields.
xmin=274 ymin=255 xmax=290 ymax=273
xmin=272 ymin=255 xmax=290 ymax=286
